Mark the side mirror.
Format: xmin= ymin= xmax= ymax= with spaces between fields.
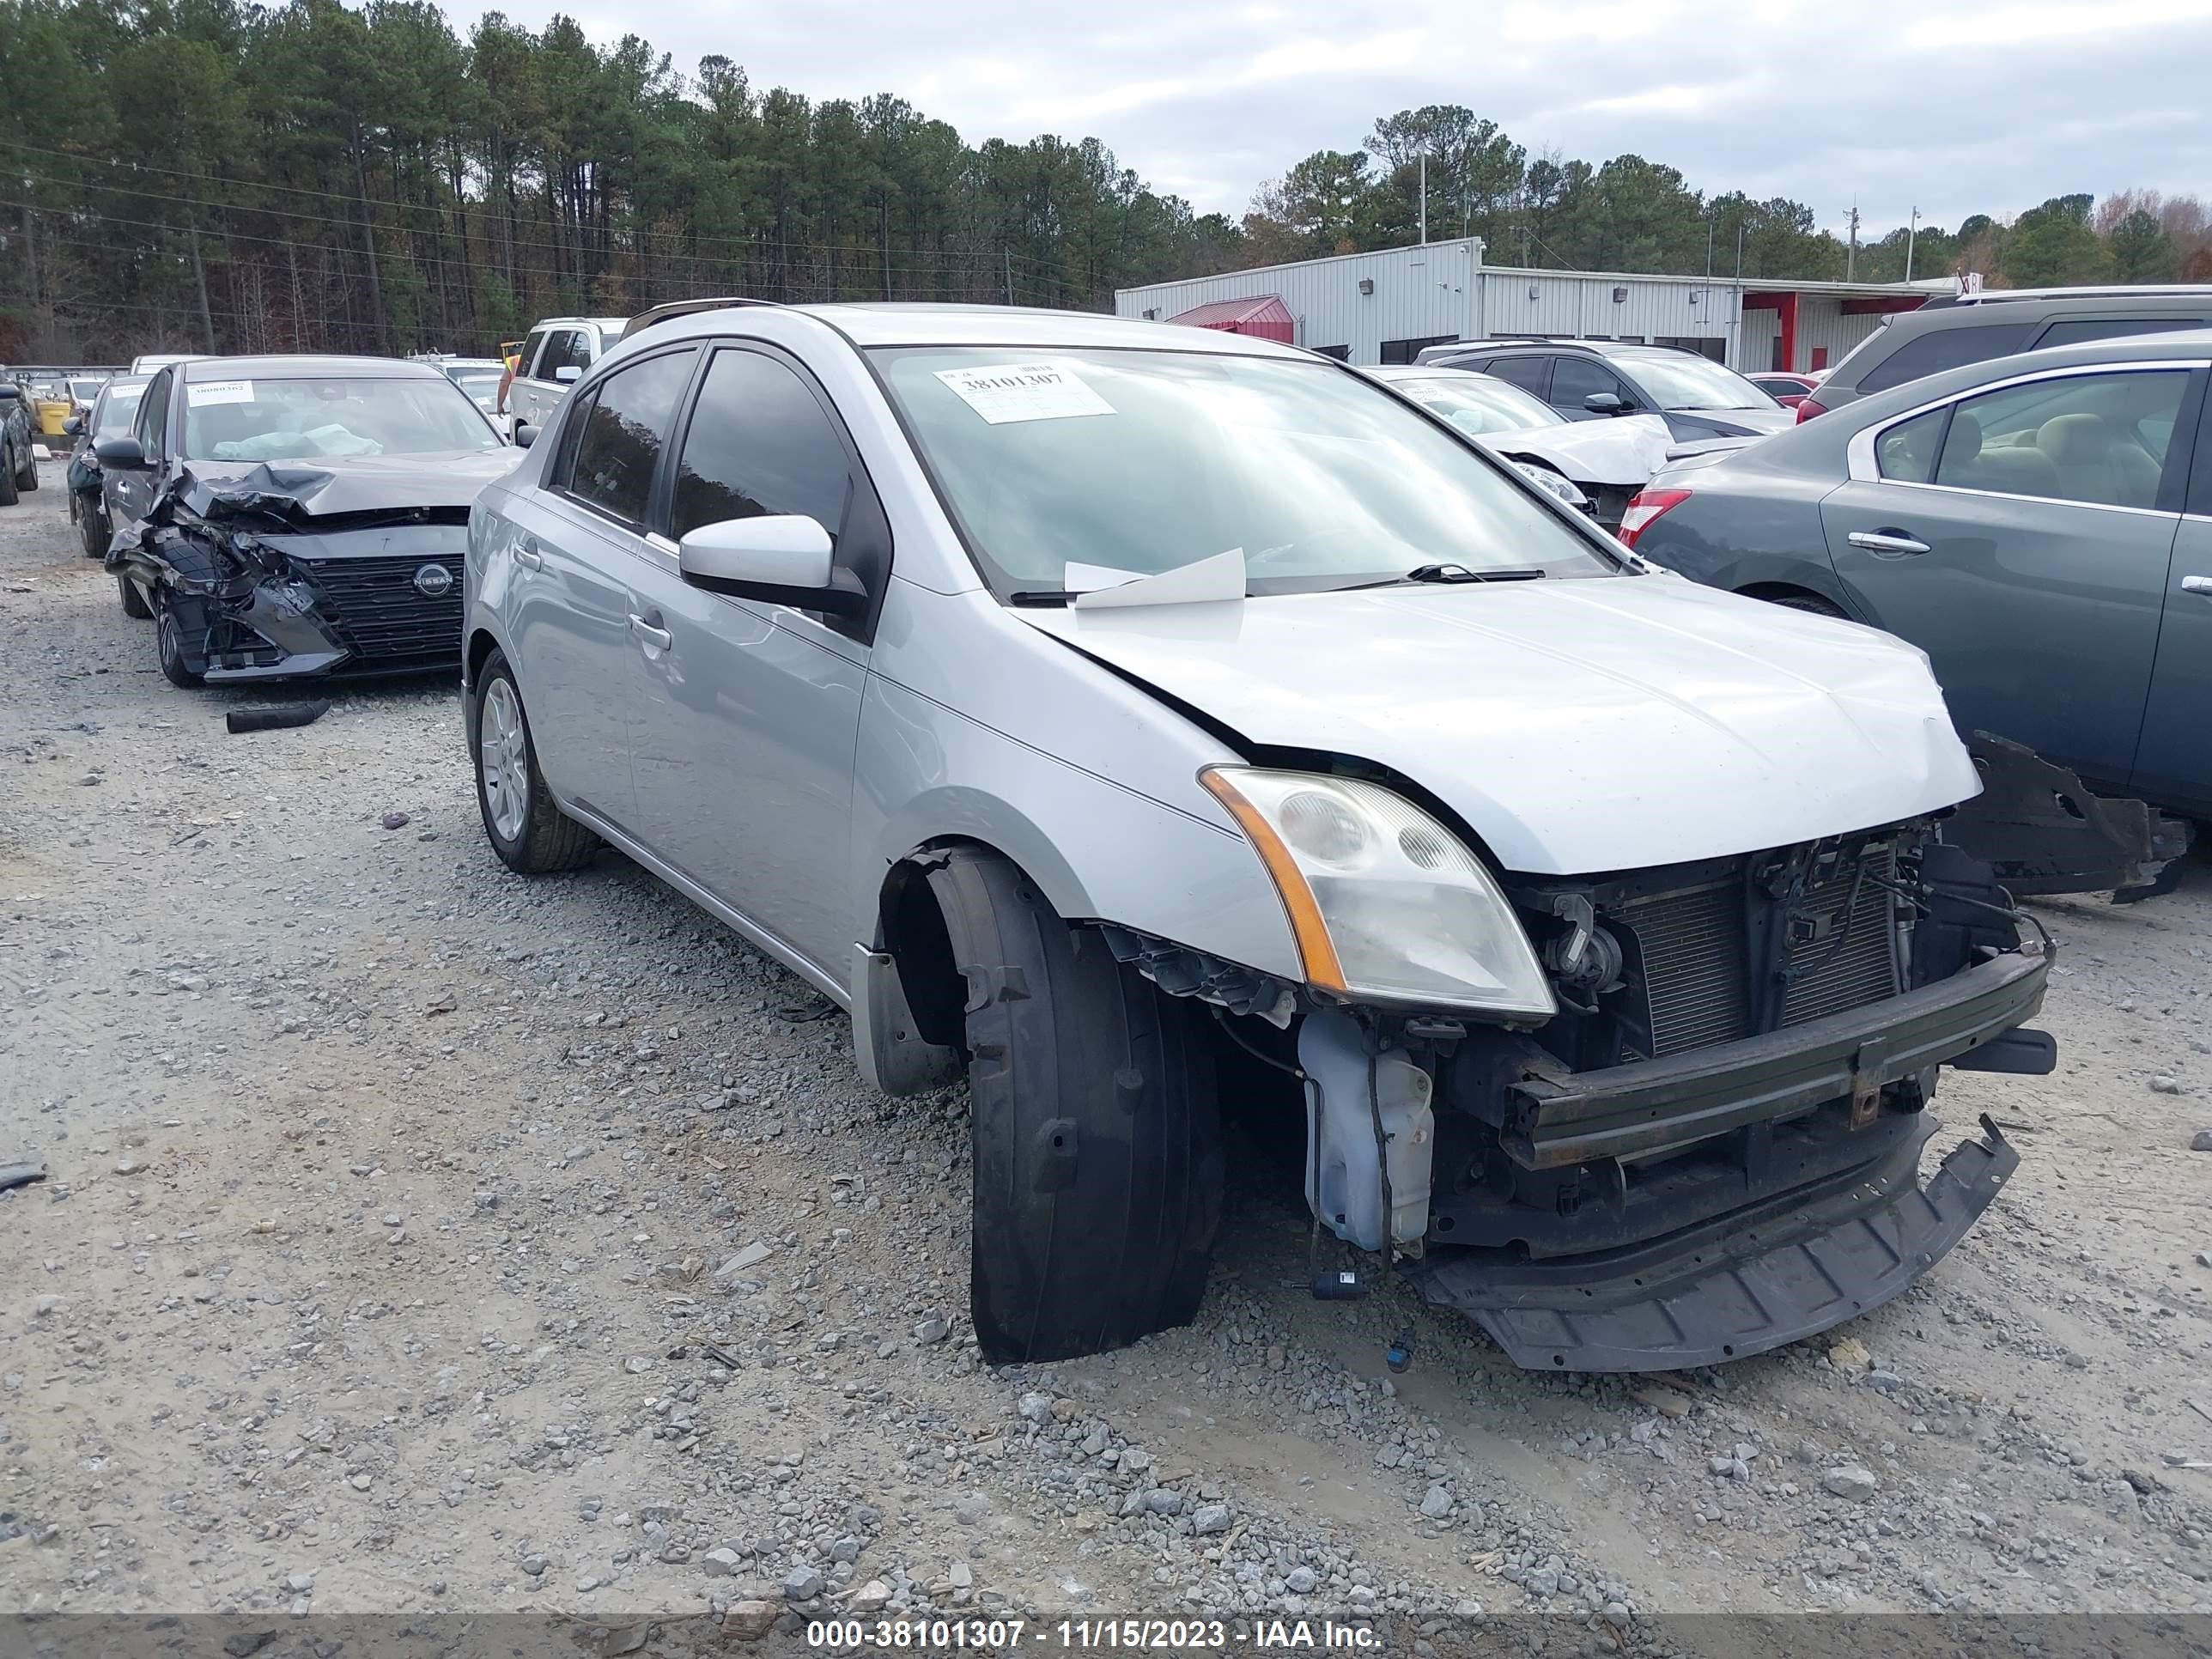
xmin=64 ymin=416 xmax=83 ymax=436
xmin=1583 ymin=392 xmax=1627 ymax=416
xmin=555 ymin=365 xmax=582 ymax=385
xmin=678 ymin=515 xmax=867 ymax=617
xmin=94 ymin=436 xmax=149 ymax=470
xmin=513 ymin=422 xmax=538 ymax=450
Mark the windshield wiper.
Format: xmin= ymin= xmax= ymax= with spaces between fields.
xmin=1009 ymin=590 xmax=1074 ymax=606
xmin=1332 ymin=563 xmax=1548 ymax=592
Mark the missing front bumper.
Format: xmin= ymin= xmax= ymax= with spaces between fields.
xmin=1411 ymin=1115 xmax=2016 ymax=1371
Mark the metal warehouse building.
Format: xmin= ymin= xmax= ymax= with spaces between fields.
xmin=1117 ymin=240 xmax=1932 ymax=373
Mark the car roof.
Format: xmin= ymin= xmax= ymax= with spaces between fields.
xmin=629 ymin=301 xmax=1314 ymax=360
xmin=99 ymin=375 xmax=151 ymax=393
xmin=526 ymin=316 xmax=629 ymax=331
xmin=1920 ymin=283 xmax=2212 ymax=311
xmin=1482 ymin=338 xmax=1695 ymax=362
xmin=179 ymin=355 xmax=450 ymax=381
xmin=439 ymin=357 xmax=506 ymax=369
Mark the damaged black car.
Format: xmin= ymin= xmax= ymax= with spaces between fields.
xmin=97 ymin=356 xmax=516 ymax=687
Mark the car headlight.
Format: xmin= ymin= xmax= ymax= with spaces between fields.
xmin=1201 ymin=767 xmax=1555 ymax=1018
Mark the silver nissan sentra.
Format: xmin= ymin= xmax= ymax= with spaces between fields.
xmin=462 ymin=300 xmax=2055 ymax=1371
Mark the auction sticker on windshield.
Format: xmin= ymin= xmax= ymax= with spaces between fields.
xmin=186 ymin=380 xmax=255 ymax=407
xmin=934 ymin=361 xmax=1115 ymax=424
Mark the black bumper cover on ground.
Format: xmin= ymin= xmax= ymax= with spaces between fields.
xmin=1414 ymin=1115 xmax=2014 ymax=1371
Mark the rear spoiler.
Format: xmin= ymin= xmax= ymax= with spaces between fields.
xmin=1662 ymin=436 xmax=1759 ymax=464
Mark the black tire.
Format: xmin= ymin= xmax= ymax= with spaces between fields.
xmin=469 ymin=648 xmax=599 ymax=873
xmin=0 ymin=449 xmax=16 ymax=507
xmin=927 ymin=847 xmax=1223 ymax=1363
xmin=155 ymin=599 xmax=204 ymax=688
xmin=117 ymin=569 xmax=152 ymax=619
xmin=79 ymin=502 xmax=107 ymax=560
xmin=18 ymin=444 xmax=38 ymax=490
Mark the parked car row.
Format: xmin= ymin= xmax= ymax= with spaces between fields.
xmin=53 ymin=293 xmax=2204 ymax=1380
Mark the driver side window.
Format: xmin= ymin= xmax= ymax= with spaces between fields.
xmin=134 ymin=369 xmax=171 ymax=457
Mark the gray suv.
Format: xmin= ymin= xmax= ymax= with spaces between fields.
xmin=462 ymin=299 xmax=2058 ymax=1374
xmin=1413 ymin=338 xmax=1794 ymax=441
xmin=1805 ymin=285 xmax=2212 ymax=419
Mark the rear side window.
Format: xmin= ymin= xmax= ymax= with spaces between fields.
xmin=671 ymin=349 xmax=855 ymax=543
xmin=561 ymin=349 xmax=699 ymax=525
xmin=2032 ymin=316 xmax=2207 ymax=349
xmin=1486 ymin=355 xmax=1550 ymax=395
xmin=1930 ymin=368 xmax=2188 ymax=510
xmin=519 ymin=328 xmax=549 ymax=378
xmin=1859 ymin=323 xmax=2032 ymax=392
xmin=1875 ymin=407 xmax=1948 ymax=483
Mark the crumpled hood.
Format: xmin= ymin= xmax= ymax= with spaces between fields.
xmin=1017 ymin=575 xmax=1978 ymax=876
xmin=1475 ymin=413 xmax=1674 ymax=488
xmin=173 ymin=449 xmax=519 ymax=522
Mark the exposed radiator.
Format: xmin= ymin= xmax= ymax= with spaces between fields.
xmin=1616 ymin=846 xmax=1900 ymax=1059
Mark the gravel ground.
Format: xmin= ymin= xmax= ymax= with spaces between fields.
xmin=7 ymin=457 xmax=2212 ymax=1640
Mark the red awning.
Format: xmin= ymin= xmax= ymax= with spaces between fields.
xmin=1165 ymin=295 xmax=1296 ymax=343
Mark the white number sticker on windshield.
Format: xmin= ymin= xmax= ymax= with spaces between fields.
xmin=933 ymin=362 xmax=1115 ymax=424
xmin=186 ymin=380 xmax=255 ymax=407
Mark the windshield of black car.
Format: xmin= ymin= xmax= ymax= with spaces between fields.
xmin=179 ymin=375 xmax=498 ymax=460
xmin=1385 ymin=373 xmax=1564 ymax=434
xmin=872 ymin=347 xmax=1618 ymax=595
xmin=93 ymin=385 xmax=146 ymax=438
xmin=1627 ymin=354 xmax=1782 ymax=412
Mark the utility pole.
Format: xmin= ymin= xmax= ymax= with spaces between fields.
xmin=1418 ymin=154 xmax=1427 ymax=246
xmin=1904 ymin=206 xmax=1920 ymax=284
xmin=1002 ymin=247 xmax=1012 ymax=307
xmin=1845 ymin=198 xmax=1861 ymax=283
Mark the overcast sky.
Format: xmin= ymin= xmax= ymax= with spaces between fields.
xmin=481 ymin=0 xmax=2212 ymax=240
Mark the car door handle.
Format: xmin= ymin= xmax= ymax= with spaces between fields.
xmin=628 ymin=613 xmax=673 ymax=652
xmin=1846 ymin=530 xmax=1931 ymax=556
xmin=512 ymin=537 xmax=543 ymax=571
xmin=2184 ymin=575 xmax=2212 ymax=597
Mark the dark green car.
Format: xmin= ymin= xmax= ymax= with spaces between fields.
xmin=1624 ymin=329 xmax=2212 ymax=839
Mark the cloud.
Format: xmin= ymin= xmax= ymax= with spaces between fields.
xmin=454 ymin=0 xmax=2212 ymax=238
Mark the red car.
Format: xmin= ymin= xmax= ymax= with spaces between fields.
xmin=1747 ymin=370 xmax=1824 ymax=410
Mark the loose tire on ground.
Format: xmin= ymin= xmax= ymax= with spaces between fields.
xmin=469 ymin=647 xmax=599 ymax=874
xmin=117 ymin=569 xmax=152 ymax=619
xmin=926 ymin=847 xmax=1223 ymax=1363
xmin=155 ymin=599 xmax=203 ymax=688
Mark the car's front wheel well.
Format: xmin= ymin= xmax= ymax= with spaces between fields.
xmin=1737 ymin=581 xmax=1848 ymax=618
xmin=465 ymin=627 xmax=502 ymax=690
xmin=878 ymin=844 xmax=987 ymax=1055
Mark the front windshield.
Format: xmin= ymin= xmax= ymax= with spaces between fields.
xmin=93 ymin=384 xmax=146 ymax=439
xmin=873 ymin=348 xmax=1616 ymax=596
xmin=179 ymin=375 xmax=499 ymax=461
xmin=1630 ymin=355 xmax=1781 ymax=413
xmin=1386 ymin=374 xmax=1563 ymax=435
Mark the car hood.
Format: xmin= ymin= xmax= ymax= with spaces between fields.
xmin=1016 ymin=575 xmax=1977 ymax=876
xmin=173 ymin=449 xmax=519 ymax=520
xmin=1475 ymin=413 xmax=1674 ymax=487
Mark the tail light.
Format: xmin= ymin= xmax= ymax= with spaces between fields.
xmin=1616 ymin=488 xmax=1691 ymax=550
xmin=1795 ymin=395 xmax=1827 ymax=423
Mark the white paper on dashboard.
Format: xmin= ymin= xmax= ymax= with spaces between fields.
xmin=186 ymin=380 xmax=254 ymax=407
xmin=934 ymin=361 xmax=1115 ymax=424
xmin=1070 ymin=548 xmax=1246 ymax=610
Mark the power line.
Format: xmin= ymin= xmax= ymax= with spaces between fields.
xmin=1 ymin=139 xmax=1071 ymax=270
